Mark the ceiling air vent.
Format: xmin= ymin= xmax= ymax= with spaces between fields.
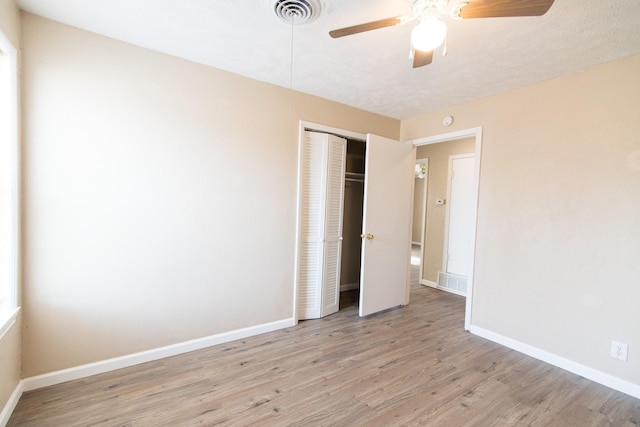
xmin=272 ymin=0 xmax=322 ymax=25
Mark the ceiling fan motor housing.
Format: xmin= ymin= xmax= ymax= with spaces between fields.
xmin=413 ymin=0 xmax=449 ymax=17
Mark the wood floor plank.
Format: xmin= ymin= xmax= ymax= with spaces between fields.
xmin=9 ymin=285 xmax=640 ymax=426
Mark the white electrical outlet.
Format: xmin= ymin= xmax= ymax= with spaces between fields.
xmin=611 ymin=341 xmax=628 ymax=361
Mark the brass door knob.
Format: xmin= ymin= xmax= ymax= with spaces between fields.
xmin=360 ymin=233 xmax=374 ymax=240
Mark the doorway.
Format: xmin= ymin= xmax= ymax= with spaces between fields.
xmin=340 ymin=139 xmax=366 ymax=310
xmin=410 ymin=127 xmax=482 ymax=331
xmin=411 ymin=159 xmax=428 ymax=287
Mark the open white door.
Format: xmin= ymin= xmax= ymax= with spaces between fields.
xmin=359 ymin=134 xmax=415 ymax=317
xmin=445 ymin=154 xmax=475 ymax=278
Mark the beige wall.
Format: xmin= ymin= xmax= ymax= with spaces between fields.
xmin=416 ymin=138 xmax=475 ymax=283
xmin=0 ymin=0 xmax=21 ymax=415
xmin=20 ymin=13 xmax=399 ymax=377
xmin=402 ymin=54 xmax=640 ymax=387
xmin=0 ymin=0 xmax=19 ymax=47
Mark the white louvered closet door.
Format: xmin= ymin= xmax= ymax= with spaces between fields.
xmin=299 ymin=132 xmax=327 ymax=319
xmin=320 ymin=135 xmax=347 ymax=317
xmin=298 ymin=131 xmax=346 ymax=320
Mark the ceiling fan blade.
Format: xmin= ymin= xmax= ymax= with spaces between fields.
xmin=459 ymin=0 xmax=555 ymax=18
xmin=413 ymin=50 xmax=433 ymax=68
xmin=329 ymin=17 xmax=403 ymax=38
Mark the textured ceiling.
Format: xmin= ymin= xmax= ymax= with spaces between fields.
xmin=15 ymin=0 xmax=640 ymax=119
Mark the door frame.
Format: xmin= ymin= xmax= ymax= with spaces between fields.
xmin=415 ymin=158 xmax=429 ymax=285
xmin=409 ymin=127 xmax=482 ymax=331
xmin=293 ymin=121 xmax=366 ymax=323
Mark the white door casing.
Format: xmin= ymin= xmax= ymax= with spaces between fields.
xmin=359 ymin=134 xmax=415 ymax=317
xmin=415 ymin=158 xmax=429 ymax=283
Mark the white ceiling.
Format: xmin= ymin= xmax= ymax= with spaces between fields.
xmin=15 ymin=0 xmax=640 ymax=119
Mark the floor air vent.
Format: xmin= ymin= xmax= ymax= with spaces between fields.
xmin=437 ymin=271 xmax=468 ymax=296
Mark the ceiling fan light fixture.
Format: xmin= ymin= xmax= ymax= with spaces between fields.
xmin=411 ymin=18 xmax=447 ymax=52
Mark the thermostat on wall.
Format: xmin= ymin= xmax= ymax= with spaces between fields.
xmin=443 ymin=115 xmax=454 ymax=126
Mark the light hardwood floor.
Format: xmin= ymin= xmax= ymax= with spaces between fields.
xmin=9 ymin=285 xmax=640 ymax=426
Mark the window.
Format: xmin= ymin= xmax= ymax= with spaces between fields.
xmin=0 ymin=28 xmax=19 ymax=336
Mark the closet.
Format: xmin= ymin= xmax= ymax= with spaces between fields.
xmin=297 ymin=128 xmax=414 ymax=320
xmin=340 ymin=140 xmax=366 ymax=297
xmin=298 ymin=131 xmax=365 ymax=320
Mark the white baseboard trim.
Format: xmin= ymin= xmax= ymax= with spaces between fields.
xmin=23 ymin=317 xmax=295 ymax=392
xmin=340 ymin=282 xmax=359 ymax=292
xmin=420 ymin=279 xmax=466 ymax=297
xmin=420 ymin=279 xmax=437 ymax=288
xmin=469 ymin=325 xmax=640 ymax=400
xmin=0 ymin=380 xmax=23 ymax=427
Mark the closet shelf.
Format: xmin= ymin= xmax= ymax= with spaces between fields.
xmin=345 ymin=172 xmax=365 ymax=183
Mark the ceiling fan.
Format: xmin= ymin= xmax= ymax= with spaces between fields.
xmin=329 ymin=0 xmax=555 ymax=68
